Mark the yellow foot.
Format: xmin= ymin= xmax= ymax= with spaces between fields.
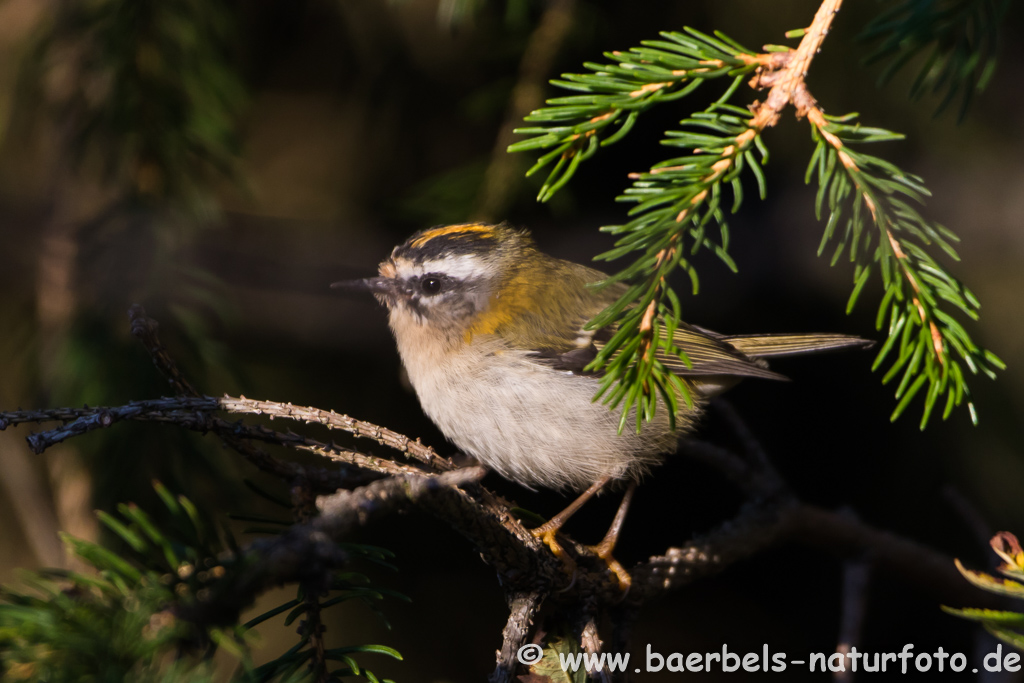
xmin=588 ymin=544 xmax=632 ymax=592
xmin=532 ymin=526 xmax=578 ymax=581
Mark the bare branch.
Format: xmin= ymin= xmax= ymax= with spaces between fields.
xmin=2 ymin=306 xmax=998 ymax=662
xmin=489 ymin=591 xmax=544 ymax=683
xmin=629 ymin=500 xmax=997 ymax=611
xmin=129 ymin=304 xmax=201 ymax=397
xmin=3 ymin=392 xmax=994 ymax=611
xmin=15 ymin=399 xmax=431 ymax=481
xmin=750 ymin=0 xmax=845 ymax=129
xmin=3 ymin=392 xmax=453 ymax=482
xmin=315 ymin=467 xmax=486 ymax=535
xmin=630 ymin=501 xmax=795 ymax=601
xmin=580 ymin=616 xmax=610 ymax=683
xmin=219 ymin=396 xmax=455 ymax=473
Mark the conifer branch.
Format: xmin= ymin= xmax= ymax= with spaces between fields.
xmin=748 ymin=0 xmax=845 ymax=129
xmin=511 ymin=0 xmax=1003 ymax=429
xmin=802 ymin=105 xmax=1004 ymax=426
xmin=506 ymin=28 xmax=766 ymax=201
xmin=1 ymin=306 xmax=1003 ymax=681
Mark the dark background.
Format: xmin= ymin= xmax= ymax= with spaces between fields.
xmin=0 ymin=0 xmax=1022 ymax=680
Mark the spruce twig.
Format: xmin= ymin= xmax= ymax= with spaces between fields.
xmin=511 ymin=0 xmax=1002 ymax=428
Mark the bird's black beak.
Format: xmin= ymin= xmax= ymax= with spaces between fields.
xmin=330 ymin=276 xmax=396 ymax=296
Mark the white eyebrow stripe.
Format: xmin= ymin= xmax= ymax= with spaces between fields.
xmin=394 ymin=254 xmax=489 ymax=281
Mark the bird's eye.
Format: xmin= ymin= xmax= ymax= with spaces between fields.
xmin=421 ymin=276 xmax=443 ymax=295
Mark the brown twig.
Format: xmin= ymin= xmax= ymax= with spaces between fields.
xmin=2 ymin=398 xmax=992 ymax=609
xmin=579 ymin=615 xmax=610 ymax=683
xmin=219 ymin=396 xmax=455 ymax=472
xmin=2 ymin=302 xmax=999 ymax=667
xmin=749 ymin=0 xmax=844 ymax=130
xmin=129 ymin=305 xmax=200 ymax=397
xmin=489 ymin=591 xmax=544 ymax=683
xmin=6 ymin=393 xmax=455 ymax=473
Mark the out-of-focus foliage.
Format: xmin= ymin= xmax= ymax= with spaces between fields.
xmin=430 ymin=0 xmax=533 ymax=30
xmin=26 ymin=0 xmax=245 ymax=212
xmin=0 ymin=484 xmax=403 ymax=683
xmin=946 ymin=532 xmax=1024 ymax=649
xmin=861 ymin=0 xmax=1011 ymax=118
xmin=238 ymin=487 xmax=405 ymax=683
xmin=14 ymin=0 xmax=251 ymax=518
xmin=0 ymin=483 xmax=241 ymax=682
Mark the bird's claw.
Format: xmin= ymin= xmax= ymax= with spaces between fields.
xmin=533 ymin=526 xmax=578 ymax=580
xmin=587 ymin=542 xmax=632 ymax=592
xmin=532 ymin=525 xmax=629 ymax=592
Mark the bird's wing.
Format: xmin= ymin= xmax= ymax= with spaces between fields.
xmin=521 ymin=260 xmax=869 ymax=380
xmin=522 ymin=271 xmax=785 ymax=380
xmin=530 ymin=321 xmax=787 ymax=380
xmin=655 ymin=324 xmax=787 ymax=380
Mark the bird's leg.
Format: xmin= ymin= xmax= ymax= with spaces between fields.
xmin=531 ymin=476 xmax=611 ymax=575
xmin=588 ymin=480 xmax=636 ymax=591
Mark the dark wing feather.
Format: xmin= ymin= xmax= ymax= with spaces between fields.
xmin=530 ymin=321 xmax=786 ymax=381
xmin=658 ymin=325 xmax=787 ymax=380
xmin=520 ymin=261 xmax=867 ymax=381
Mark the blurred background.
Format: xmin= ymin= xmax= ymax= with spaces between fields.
xmin=0 ymin=0 xmax=1022 ymax=680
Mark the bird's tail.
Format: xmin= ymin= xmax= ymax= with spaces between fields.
xmin=721 ymin=333 xmax=874 ymax=359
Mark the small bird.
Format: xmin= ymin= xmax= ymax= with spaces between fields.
xmin=335 ymin=222 xmax=870 ymax=587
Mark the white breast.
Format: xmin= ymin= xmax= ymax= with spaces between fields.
xmin=393 ymin=325 xmax=683 ymax=491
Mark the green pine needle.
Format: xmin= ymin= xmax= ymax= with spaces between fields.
xmin=508 ymin=29 xmax=761 ymax=203
xmin=807 ymin=111 xmax=1002 ymax=427
xmin=584 ymin=104 xmax=765 ymax=433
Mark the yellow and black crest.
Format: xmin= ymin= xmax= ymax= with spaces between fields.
xmin=392 ymin=222 xmax=530 ymax=264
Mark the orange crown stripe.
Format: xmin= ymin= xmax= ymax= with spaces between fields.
xmin=410 ymin=223 xmax=494 ymax=248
